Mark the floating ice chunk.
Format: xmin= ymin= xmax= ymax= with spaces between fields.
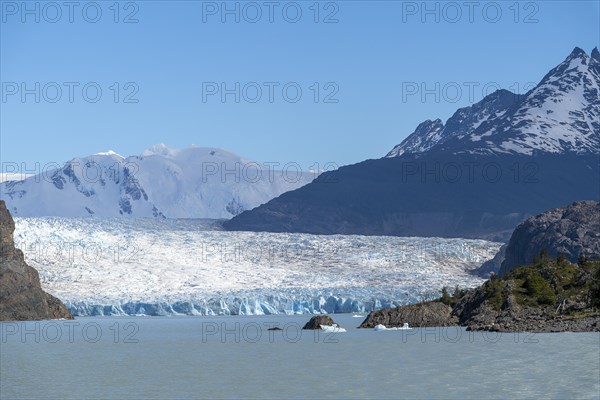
xmin=320 ymin=324 xmax=347 ymax=333
xmin=374 ymin=323 xmax=412 ymax=331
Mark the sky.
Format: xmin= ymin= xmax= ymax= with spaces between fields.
xmin=1 ymin=0 xmax=599 ymax=172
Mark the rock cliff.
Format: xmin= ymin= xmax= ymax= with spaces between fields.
xmin=498 ymin=201 xmax=600 ymax=276
xmin=0 ymin=200 xmax=73 ymax=320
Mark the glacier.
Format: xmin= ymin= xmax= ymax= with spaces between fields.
xmin=13 ymin=217 xmax=503 ymax=316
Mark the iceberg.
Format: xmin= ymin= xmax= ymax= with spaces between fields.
xmin=320 ymin=324 xmax=347 ymax=333
xmin=374 ymin=323 xmax=412 ymax=331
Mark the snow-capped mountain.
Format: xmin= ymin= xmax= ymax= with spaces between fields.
xmin=387 ymin=47 xmax=600 ymax=157
xmin=225 ymin=47 xmax=600 ymax=239
xmin=0 ymin=145 xmax=315 ymax=218
xmin=0 ymin=173 xmax=34 ymax=183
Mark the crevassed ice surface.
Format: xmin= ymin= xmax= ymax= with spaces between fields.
xmin=13 ymin=217 xmax=502 ymax=316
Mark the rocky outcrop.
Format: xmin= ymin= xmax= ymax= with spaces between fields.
xmin=475 ymin=243 xmax=507 ymax=278
xmin=454 ymin=269 xmax=600 ymax=332
xmin=462 ymin=305 xmax=599 ymax=333
xmin=359 ymin=302 xmax=457 ymax=328
xmin=360 ymin=201 xmax=600 ymax=333
xmin=360 ymin=257 xmax=600 ymax=333
xmin=498 ymin=201 xmax=600 ymax=276
xmin=0 ymin=200 xmax=73 ymax=320
xmin=302 ymin=315 xmax=339 ymax=329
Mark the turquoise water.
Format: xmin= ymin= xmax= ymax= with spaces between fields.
xmin=1 ymin=314 xmax=599 ymax=399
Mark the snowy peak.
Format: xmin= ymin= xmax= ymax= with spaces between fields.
xmin=1 ymin=146 xmax=314 ymax=218
xmin=538 ymin=46 xmax=594 ymax=86
xmin=387 ymin=47 xmax=600 ymax=157
xmin=592 ymin=47 xmax=600 ymax=63
xmin=95 ymin=150 xmax=123 ymax=158
xmin=567 ymin=46 xmax=587 ymax=60
xmin=2 ymin=154 xmax=159 ymax=218
xmin=500 ymin=47 xmax=600 ymax=155
xmin=386 ymin=119 xmax=444 ymax=157
xmin=141 ymin=144 xmax=249 ymax=164
xmin=141 ymin=143 xmax=181 ymax=158
xmin=442 ymin=88 xmax=523 ymax=139
xmin=387 ymin=88 xmax=524 ymax=157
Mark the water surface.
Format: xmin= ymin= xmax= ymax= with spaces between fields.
xmin=1 ymin=315 xmax=598 ymax=399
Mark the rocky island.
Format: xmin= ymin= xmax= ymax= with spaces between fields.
xmin=0 ymin=200 xmax=72 ymax=320
xmin=302 ymin=315 xmax=340 ymax=329
xmin=361 ymin=201 xmax=600 ymax=332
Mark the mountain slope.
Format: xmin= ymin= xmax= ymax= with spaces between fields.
xmin=388 ymin=47 xmax=600 ymax=157
xmin=0 ymin=145 xmax=314 ymax=218
xmin=225 ymin=47 xmax=600 ymax=239
xmin=224 ymin=153 xmax=599 ymax=240
xmin=387 ymin=89 xmax=525 ymax=157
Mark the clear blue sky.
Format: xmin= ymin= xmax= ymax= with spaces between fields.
xmin=1 ymin=0 xmax=599 ymax=170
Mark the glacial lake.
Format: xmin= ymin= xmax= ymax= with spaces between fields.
xmin=1 ymin=314 xmax=599 ymax=399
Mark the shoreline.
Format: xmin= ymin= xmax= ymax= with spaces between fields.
xmin=2 ymin=311 xmax=599 ymax=334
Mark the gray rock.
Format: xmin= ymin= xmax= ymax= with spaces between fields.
xmin=0 ymin=200 xmax=73 ymax=321
xmin=302 ymin=315 xmax=339 ymax=330
xmin=499 ymin=200 xmax=600 ymax=276
xmin=476 ymin=243 xmax=507 ymax=277
xmin=359 ymin=302 xmax=457 ymax=328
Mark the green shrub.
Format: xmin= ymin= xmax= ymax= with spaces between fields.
xmin=485 ymin=277 xmax=504 ymax=311
xmin=440 ymin=287 xmax=452 ymax=305
xmin=524 ymin=272 xmax=556 ymax=305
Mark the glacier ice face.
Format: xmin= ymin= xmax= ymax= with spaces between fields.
xmin=13 ymin=217 xmax=502 ymax=316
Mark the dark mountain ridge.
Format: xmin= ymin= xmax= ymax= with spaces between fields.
xmin=224 ymin=47 xmax=600 ymax=239
xmin=225 ymin=152 xmax=598 ymax=241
